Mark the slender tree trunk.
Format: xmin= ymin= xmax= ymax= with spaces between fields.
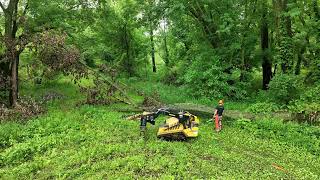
xmin=240 ymin=47 xmax=246 ymax=82
xmin=313 ymin=0 xmax=320 ymax=19
xmin=261 ymin=5 xmax=272 ymax=90
xmin=163 ymin=20 xmax=169 ymax=66
xmin=313 ymin=0 xmax=320 ymax=56
xmin=10 ymin=55 xmax=18 ymax=106
xmin=295 ymin=46 xmax=305 ymax=75
xmin=273 ymin=64 xmax=278 ymax=76
xmin=123 ymin=23 xmax=133 ymax=77
xmin=150 ymin=27 xmax=156 ymax=73
xmin=163 ymin=34 xmax=169 ymax=66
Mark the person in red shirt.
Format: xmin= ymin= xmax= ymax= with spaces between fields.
xmin=213 ymin=100 xmax=224 ymax=132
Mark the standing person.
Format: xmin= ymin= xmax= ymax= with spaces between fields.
xmin=213 ymin=100 xmax=224 ymax=132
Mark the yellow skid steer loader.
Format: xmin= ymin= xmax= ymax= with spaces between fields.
xmin=140 ymin=108 xmax=199 ymax=140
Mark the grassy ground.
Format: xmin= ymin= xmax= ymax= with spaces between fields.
xmin=1 ymin=77 xmax=320 ymax=179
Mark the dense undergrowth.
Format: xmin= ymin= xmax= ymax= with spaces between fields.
xmin=0 ymin=78 xmax=320 ymax=179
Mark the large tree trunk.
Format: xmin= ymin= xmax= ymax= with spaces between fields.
xmin=261 ymin=5 xmax=272 ymax=90
xmin=0 ymin=58 xmax=10 ymax=104
xmin=280 ymin=0 xmax=294 ymax=73
xmin=2 ymin=0 xmax=20 ymax=107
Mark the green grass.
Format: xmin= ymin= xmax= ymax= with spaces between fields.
xmin=0 ymin=77 xmax=320 ymax=179
xmin=1 ymin=105 xmax=319 ymax=179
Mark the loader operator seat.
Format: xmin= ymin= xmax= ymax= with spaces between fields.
xmin=140 ymin=109 xmax=191 ymax=131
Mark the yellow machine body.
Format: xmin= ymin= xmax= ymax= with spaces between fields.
xmin=157 ymin=112 xmax=200 ymax=139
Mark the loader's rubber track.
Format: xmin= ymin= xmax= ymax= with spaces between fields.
xmin=158 ymin=132 xmax=186 ymax=141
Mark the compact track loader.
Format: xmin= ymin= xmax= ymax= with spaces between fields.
xmin=140 ymin=108 xmax=199 ymax=140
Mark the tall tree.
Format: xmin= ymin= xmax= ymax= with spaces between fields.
xmin=0 ymin=0 xmax=96 ymax=107
xmin=0 ymin=0 xmax=27 ymax=107
xmin=261 ymin=2 xmax=272 ymax=90
xmin=277 ymin=0 xmax=294 ymax=73
xmin=144 ymin=0 xmax=159 ymax=72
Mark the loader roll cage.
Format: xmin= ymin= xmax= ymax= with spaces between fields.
xmin=140 ymin=108 xmax=196 ymax=130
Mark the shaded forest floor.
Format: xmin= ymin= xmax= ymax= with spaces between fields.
xmin=0 ymin=77 xmax=320 ymax=179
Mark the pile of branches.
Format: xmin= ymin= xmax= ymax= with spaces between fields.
xmin=0 ymin=97 xmax=45 ymax=122
xmin=0 ymin=91 xmax=65 ymax=121
xmin=294 ymin=111 xmax=320 ymax=125
xmin=41 ymin=91 xmax=65 ymax=103
xmin=79 ymin=79 xmax=118 ymax=105
xmin=78 ymin=65 xmax=133 ymax=106
xmin=141 ymin=92 xmax=162 ymax=108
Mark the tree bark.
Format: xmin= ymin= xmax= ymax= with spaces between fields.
xmin=188 ymin=2 xmax=219 ymax=48
xmin=240 ymin=47 xmax=246 ymax=82
xmin=163 ymin=19 xmax=169 ymax=66
xmin=280 ymin=0 xmax=294 ymax=73
xmin=313 ymin=0 xmax=320 ymax=56
xmin=9 ymin=55 xmax=19 ymax=106
xmin=261 ymin=4 xmax=272 ymax=90
xmin=283 ymin=0 xmax=293 ymax=38
xmin=123 ymin=23 xmax=133 ymax=77
xmin=313 ymin=0 xmax=320 ymax=19
xmin=150 ymin=27 xmax=156 ymax=72
xmin=2 ymin=0 xmax=20 ymax=107
xmin=295 ymin=47 xmax=304 ymax=75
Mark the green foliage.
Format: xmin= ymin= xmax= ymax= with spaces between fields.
xmin=268 ymin=74 xmax=303 ymax=104
xmin=161 ymin=66 xmax=181 ymax=85
xmin=181 ymin=53 xmax=248 ymax=100
xmin=288 ymin=83 xmax=320 ymax=124
xmin=306 ymin=56 xmax=320 ymax=83
xmin=247 ymin=102 xmax=280 ymax=114
xmin=234 ymin=118 xmax=320 ymax=156
xmin=1 ymin=103 xmax=319 ymax=178
xmin=0 ymin=73 xmax=319 ymax=178
xmin=274 ymin=14 xmax=295 ymax=73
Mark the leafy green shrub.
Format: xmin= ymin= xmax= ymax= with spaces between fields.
xmin=234 ymin=118 xmax=320 ymax=156
xmin=161 ymin=66 xmax=180 ymax=85
xmin=305 ymin=56 xmax=320 ymax=84
xmin=234 ymin=118 xmax=257 ymax=130
xmin=180 ymin=54 xmax=247 ymax=100
xmin=247 ymin=102 xmax=280 ymax=114
xmin=268 ymin=74 xmax=303 ymax=104
xmin=288 ymin=84 xmax=320 ymax=124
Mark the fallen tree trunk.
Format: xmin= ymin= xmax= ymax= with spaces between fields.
xmin=122 ymin=103 xmax=291 ymax=121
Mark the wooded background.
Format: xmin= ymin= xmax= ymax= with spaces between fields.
xmin=0 ymin=0 xmax=319 ymax=119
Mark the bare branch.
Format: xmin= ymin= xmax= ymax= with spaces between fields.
xmin=0 ymin=1 xmax=6 ymax=12
xmin=23 ymin=1 xmax=29 ymax=16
